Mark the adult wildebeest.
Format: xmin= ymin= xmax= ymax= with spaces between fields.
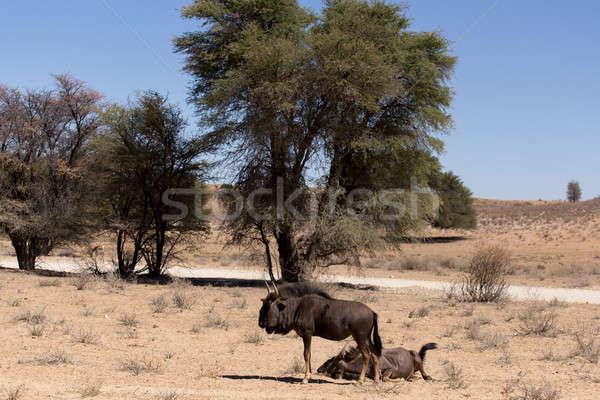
xmin=258 ymin=281 xmax=382 ymax=384
xmin=318 ymin=343 xmax=437 ymax=382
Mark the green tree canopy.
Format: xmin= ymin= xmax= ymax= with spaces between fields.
xmin=175 ymin=0 xmax=457 ymax=281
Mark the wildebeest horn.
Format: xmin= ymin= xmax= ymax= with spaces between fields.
xmin=264 ymin=279 xmax=272 ymax=293
xmin=273 ymin=281 xmax=280 ymax=296
xmin=340 ymin=343 xmax=349 ymax=355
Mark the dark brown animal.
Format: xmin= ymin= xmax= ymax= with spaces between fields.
xmin=318 ymin=343 xmax=437 ymax=382
xmin=258 ymin=282 xmax=382 ymax=384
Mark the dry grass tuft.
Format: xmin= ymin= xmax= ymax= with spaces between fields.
xmin=28 ymin=324 xmax=45 ymax=337
xmin=72 ymin=274 xmax=96 ymax=290
xmin=156 ymin=392 xmax=180 ymax=400
xmin=151 ymin=294 xmax=169 ymax=313
xmin=120 ymin=356 xmax=162 ymax=375
xmin=443 ymin=360 xmax=466 ymax=389
xmin=79 ymin=381 xmax=102 ymax=398
xmin=244 ymin=330 xmax=265 ymax=344
xmin=172 ymin=288 xmax=195 ymax=310
xmin=36 ymin=348 xmax=72 ymax=365
xmin=516 ymin=307 xmax=557 ymax=336
xmin=14 ymin=307 xmax=46 ymax=325
xmin=39 ymin=279 xmax=61 ymax=287
xmin=5 ymin=385 xmax=24 ymax=400
xmin=505 ymin=380 xmax=561 ymax=400
xmin=72 ymin=328 xmax=100 ymax=345
xmin=285 ymin=356 xmax=305 ymax=375
xmin=572 ymin=329 xmax=600 ymax=363
xmin=118 ymin=312 xmax=139 ymax=327
xmin=409 ymin=306 xmax=430 ymax=319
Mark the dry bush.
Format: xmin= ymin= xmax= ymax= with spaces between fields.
xmin=72 ymin=274 xmax=96 ymax=290
xmin=516 ymin=307 xmax=557 ymax=336
xmin=204 ymin=310 xmax=231 ymax=330
xmin=157 ymin=392 xmax=179 ymax=400
xmin=285 ymin=356 xmax=305 ymax=374
xmin=14 ymin=307 xmax=46 ymax=325
xmin=36 ymin=349 xmax=72 ymax=365
xmin=572 ymin=328 xmax=600 ymax=363
xmin=8 ymin=298 xmax=22 ymax=307
xmin=506 ymin=380 xmax=560 ymax=400
xmin=231 ymin=298 xmax=248 ymax=309
xmin=72 ymin=328 xmax=100 ymax=345
xmin=461 ymin=244 xmax=511 ymax=302
xmin=4 ymin=385 xmax=24 ymax=400
xmin=151 ymin=294 xmax=169 ymax=313
xmin=480 ymin=332 xmax=509 ymax=350
xmin=244 ymin=330 xmax=265 ymax=344
xmin=28 ymin=324 xmax=45 ymax=337
xmin=118 ymin=312 xmax=139 ymax=327
xmin=409 ymin=306 xmax=430 ymax=318
xmin=79 ymin=381 xmax=102 ymax=398
xmin=39 ymin=279 xmax=60 ymax=287
xmin=172 ymin=288 xmax=195 ymax=310
xmin=120 ymin=356 xmax=162 ymax=375
xmin=104 ymin=271 xmax=125 ymax=291
xmin=443 ymin=361 xmax=466 ymax=389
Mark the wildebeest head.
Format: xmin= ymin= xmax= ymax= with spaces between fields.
xmin=258 ymin=281 xmax=291 ymax=334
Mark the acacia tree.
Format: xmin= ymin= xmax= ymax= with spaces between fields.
xmin=175 ymin=0 xmax=456 ymax=281
xmin=95 ymin=92 xmax=210 ymax=278
xmin=567 ymin=180 xmax=582 ymax=203
xmin=0 ymin=75 xmax=102 ymax=270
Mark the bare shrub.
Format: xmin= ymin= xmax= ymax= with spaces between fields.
xmin=79 ymin=381 xmax=102 ymax=398
xmin=231 ymin=298 xmax=248 ymax=309
xmin=72 ymin=274 xmax=96 ymax=290
xmin=507 ymin=380 xmax=560 ymax=400
xmin=151 ymin=294 xmax=169 ymax=313
xmin=14 ymin=307 xmax=46 ymax=325
xmin=118 ymin=312 xmax=139 ymax=327
xmin=409 ymin=306 xmax=429 ymax=318
xmin=461 ymin=244 xmax=510 ymax=302
xmin=157 ymin=392 xmax=179 ymax=400
xmin=39 ymin=279 xmax=60 ymax=287
xmin=28 ymin=324 xmax=45 ymax=337
xmin=516 ymin=307 xmax=556 ymax=336
xmin=172 ymin=288 xmax=195 ymax=310
xmin=5 ymin=385 xmax=24 ymax=400
xmin=572 ymin=329 xmax=600 ymax=363
xmin=245 ymin=330 xmax=265 ymax=344
xmin=72 ymin=328 xmax=99 ymax=345
xmin=443 ymin=361 xmax=466 ymax=389
xmin=37 ymin=349 xmax=72 ymax=365
xmin=120 ymin=356 xmax=162 ymax=375
xmin=285 ymin=357 xmax=305 ymax=374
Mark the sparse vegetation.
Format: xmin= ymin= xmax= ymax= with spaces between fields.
xmin=285 ymin=357 xmax=305 ymax=375
xmin=79 ymin=381 xmax=102 ymax=398
xmin=72 ymin=328 xmax=100 ymax=345
xmin=14 ymin=307 xmax=46 ymax=325
xmin=120 ymin=356 xmax=162 ymax=375
xmin=118 ymin=312 xmax=139 ymax=327
xmin=443 ymin=361 xmax=466 ymax=389
xmin=461 ymin=244 xmax=511 ymax=302
xmin=36 ymin=349 xmax=72 ymax=365
xmin=567 ymin=181 xmax=582 ymax=203
xmin=244 ymin=331 xmax=265 ymax=344
xmin=4 ymin=385 xmax=24 ymax=400
xmin=517 ymin=307 xmax=557 ymax=337
xmin=572 ymin=328 xmax=600 ymax=363
xmin=151 ymin=294 xmax=169 ymax=313
xmin=172 ymin=288 xmax=195 ymax=310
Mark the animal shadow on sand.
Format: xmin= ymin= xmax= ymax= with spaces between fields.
xmin=221 ymin=374 xmax=352 ymax=385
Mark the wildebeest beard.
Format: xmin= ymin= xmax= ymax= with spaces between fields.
xmin=265 ymin=297 xmax=297 ymax=335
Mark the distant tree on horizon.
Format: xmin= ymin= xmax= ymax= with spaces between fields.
xmin=567 ymin=180 xmax=582 ymax=202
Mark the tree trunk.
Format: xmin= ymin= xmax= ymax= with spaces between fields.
xmin=9 ymin=234 xmax=40 ymax=270
xmin=276 ymin=226 xmax=301 ymax=282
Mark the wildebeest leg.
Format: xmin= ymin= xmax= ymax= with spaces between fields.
xmin=418 ymin=361 xmax=432 ymax=380
xmin=371 ymin=352 xmax=380 ymax=383
xmin=302 ymin=335 xmax=312 ymax=384
xmin=357 ymin=340 xmax=371 ymax=384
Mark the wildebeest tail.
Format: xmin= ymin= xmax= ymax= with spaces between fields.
xmin=371 ymin=313 xmax=383 ymax=357
xmin=418 ymin=343 xmax=438 ymax=360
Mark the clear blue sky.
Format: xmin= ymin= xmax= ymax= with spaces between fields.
xmin=1 ymin=1 xmax=598 ymax=200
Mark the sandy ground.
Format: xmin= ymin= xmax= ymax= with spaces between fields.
xmin=1 ymin=269 xmax=599 ymax=399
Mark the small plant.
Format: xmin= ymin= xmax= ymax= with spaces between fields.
xmin=37 ymin=349 xmax=72 ymax=365
xmin=14 ymin=307 xmax=46 ymax=325
xmin=28 ymin=324 xmax=45 ymax=337
xmin=120 ymin=356 xmax=162 ymax=375
xmin=408 ymin=306 xmax=429 ymax=319
xmin=5 ymin=385 xmax=24 ymax=400
xmin=231 ymin=298 xmax=248 ymax=309
xmin=9 ymin=298 xmax=22 ymax=307
xmin=245 ymin=330 xmax=265 ymax=344
xmin=572 ymin=330 xmax=599 ymax=363
xmin=157 ymin=392 xmax=179 ymax=400
xmin=443 ymin=361 xmax=466 ymax=389
xmin=285 ymin=356 xmax=305 ymax=374
xmin=118 ymin=312 xmax=139 ymax=327
xmin=79 ymin=381 xmax=102 ymax=398
xmin=461 ymin=244 xmax=510 ymax=302
xmin=72 ymin=328 xmax=100 ymax=345
xmin=151 ymin=294 xmax=169 ymax=313
xmin=480 ymin=332 xmax=509 ymax=350
xmin=516 ymin=307 xmax=556 ymax=336
xmin=39 ymin=279 xmax=61 ymax=287
xmin=508 ymin=380 xmax=560 ymax=400
xmin=172 ymin=288 xmax=195 ymax=310
xmin=72 ymin=274 xmax=96 ymax=290
xmin=204 ymin=311 xmax=231 ymax=330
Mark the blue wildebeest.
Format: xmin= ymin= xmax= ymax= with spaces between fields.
xmin=318 ymin=342 xmax=437 ymax=381
xmin=258 ymin=282 xmax=382 ymax=384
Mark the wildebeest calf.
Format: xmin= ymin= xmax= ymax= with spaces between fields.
xmin=318 ymin=343 xmax=437 ymax=382
xmin=258 ymin=282 xmax=382 ymax=384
